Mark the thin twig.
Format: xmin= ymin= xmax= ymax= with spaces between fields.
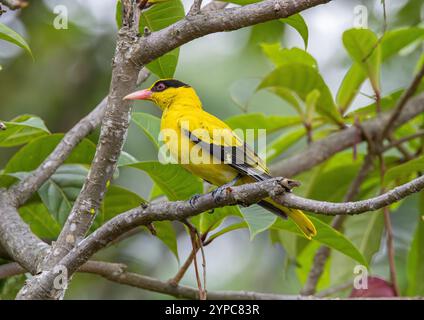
xmin=382 ymin=63 xmax=424 ymax=138
xmin=184 ymin=221 xmax=206 ymax=300
xmin=9 ymin=98 xmax=107 ymax=206
xmin=170 ymin=231 xmax=209 ymax=286
xmin=383 ymin=207 xmax=400 ymax=296
xmin=315 ymin=281 xmax=353 ymax=298
xmin=301 ymin=153 xmax=375 ymax=295
xmin=188 ymin=0 xmax=203 ymax=15
xmin=271 ymin=93 xmax=424 ymax=177
xmin=383 ymin=130 xmax=424 ymax=152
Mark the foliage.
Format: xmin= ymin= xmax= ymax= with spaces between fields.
xmin=1 ymin=0 xmax=424 ymax=299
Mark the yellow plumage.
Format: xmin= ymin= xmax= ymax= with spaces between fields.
xmin=124 ymin=79 xmax=317 ymax=239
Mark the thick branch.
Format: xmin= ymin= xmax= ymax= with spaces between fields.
xmin=0 ymin=192 xmax=49 ymax=274
xmin=271 ymin=93 xmax=424 ymax=177
xmin=132 ymin=0 xmax=331 ymax=66
xmin=80 ymin=261 xmax=298 ymax=300
xmin=51 ymin=173 xmax=424 ymax=273
xmin=3 ymin=260 xmax=423 ymax=300
xmin=41 ymin=3 xmax=142 ymax=269
xmin=12 ymin=170 xmax=424 ymax=299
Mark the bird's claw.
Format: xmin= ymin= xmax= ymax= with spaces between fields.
xmin=212 ymin=185 xmax=230 ymax=204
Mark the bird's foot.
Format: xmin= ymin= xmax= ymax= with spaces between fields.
xmin=211 ymin=185 xmax=231 ymax=204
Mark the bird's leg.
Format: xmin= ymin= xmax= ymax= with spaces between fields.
xmin=212 ymin=174 xmax=242 ymax=203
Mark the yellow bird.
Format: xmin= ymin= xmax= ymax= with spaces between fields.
xmin=124 ymin=79 xmax=317 ymax=239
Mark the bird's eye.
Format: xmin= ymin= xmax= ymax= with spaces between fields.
xmin=156 ymin=83 xmax=166 ymax=91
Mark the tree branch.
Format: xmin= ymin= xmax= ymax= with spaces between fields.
xmin=0 ymin=0 xmax=27 ymax=10
xmin=271 ymin=93 xmax=424 ymax=177
xmin=16 ymin=172 xmax=424 ymax=299
xmin=301 ymin=152 xmax=375 ymax=295
xmin=276 ymin=174 xmax=424 ymax=215
xmin=381 ymin=63 xmax=424 ymax=139
xmin=0 ymin=192 xmax=49 ymax=274
xmin=132 ymin=0 xmax=331 ymax=67
xmin=39 ymin=1 xmax=143 ymax=270
xmin=8 ymin=98 xmax=107 ymax=206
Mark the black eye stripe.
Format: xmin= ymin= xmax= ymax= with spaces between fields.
xmin=151 ymin=79 xmax=191 ymax=92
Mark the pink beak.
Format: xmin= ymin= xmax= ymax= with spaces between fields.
xmin=123 ymin=89 xmax=152 ymax=100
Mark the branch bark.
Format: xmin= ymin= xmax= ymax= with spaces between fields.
xmin=40 ymin=1 xmax=142 ymax=269
xmin=9 ymin=98 xmax=107 ymax=206
xmin=270 ymin=93 xmax=424 ymax=177
xmin=0 ymin=192 xmax=49 ymax=274
xmin=0 ymin=0 xmax=27 ymax=10
xmin=132 ymin=0 xmax=331 ymax=67
xmin=15 ymin=172 xmax=424 ymax=299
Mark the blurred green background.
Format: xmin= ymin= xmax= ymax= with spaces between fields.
xmin=0 ymin=0 xmax=423 ymax=299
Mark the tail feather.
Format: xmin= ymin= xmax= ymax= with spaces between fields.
xmin=258 ymin=198 xmax=317 ymax=240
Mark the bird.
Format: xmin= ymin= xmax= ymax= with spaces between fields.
xmin=124 ymin=79 xmax=317 ymax=239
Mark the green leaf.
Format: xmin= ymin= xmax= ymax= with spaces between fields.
xmin=149 ymin=183 xmax=165 ymax=200
xmin=0 ymin=274 xmax=27 ymax=300
xmin=0 ymin=22 xmax=32 ymax=58
xmin=337 ymin=27 xmax=424 ymax=112
xmin=306 ymin=155 xmax=362 ymax=202
xmin=280 ymin=14 xmax=309 ymax=49
xmin=3 ymin=134 xmax=96 ymax=173
xmin=117 ymin=151 xmax=139 ymax=167
xmin=270 ymin=229 xmax=298 ymax=260
xmin=140 ymin=0 xmax=184 ymax=77
xmin=259 ymin=64 xmax=343 ymax=124
xmin=19 ymin=202 xmax=62 ymax=239
xmin=0 ymin=134 xmax=96 ymax=188
xmin=384 ymin=156 xmax=424 ymax=186
xmin=0 ymin=115 xmax=50 ymax=147
xmin=272 ymin=217 xmax=368 ymax=266
xmin=296 ymin=241 xmax=331 ymax=290
xmin=349 ymin=89 xmax=403 ymax=117
xmin=208 ymin=205 xmax=367 ymax=265
xmin=261 ymin=44 xmax=317 ymax=69
xmin=346 ymin=212 xmax=385 ymax=263
xmin=152 ymin=221 xmax=179 ymax=261
xmin=336 ymin=64 xmax=367 ymax=113
xmin=265 ymin=127 xmax=306 ymax=162
xmin=225 ymin=113 xmax=302 ymax=134
xmin=269 ymin=87 xmax=303 ymax=114
xmin=115 ymin=0 xmax=122 ymax=28
xmin=305 ymin=89 xmax=320 ymax=124
xmin=406 ymin=195 xmax=424 ymax=296
xmin=381 ymin=27 xmax=424 ymax=61
xmin=239 ymin=206 xmax=276 ymax=240
xmin=38 ymin=165 xmax=88 ymax=226
xmin=99 ymin=185 xmax=146 ymax=225
xmin=342 ymin=28 xmax=381 ymax=92
xmin=247 ymin=20 xmax=284 ymax=50
xmin=98 ymin=185 xmax=179 ymax=260
xmin=198 ymin=206 xmax=242 ymax=234
xmin=127 ymin=161 xmax=203 ymax=200
xmin=132 ymin=112 xmax=161 ymax=149
xmin=207 ymin=221 xmax=247 ymax=243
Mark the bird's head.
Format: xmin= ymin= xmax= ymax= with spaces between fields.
xmin=124 ymin=79 xmax=199 ymax=110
